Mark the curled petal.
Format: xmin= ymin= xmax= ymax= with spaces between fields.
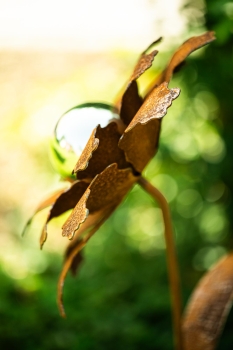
xmin=72 ymin=127 xmax=99 ymax=175
xmin=64 ymin=210 xmax=104 ymax=276
xmin=119 ymin=40 xmax=160 ymax=126
xmin=119 ymin=82 xmax=180 ymax=173
xmin=62 ymin=189 xmax=90 ymax=240
xmin=62 ymin=163 xmax=138 ymax=240
xmin=119 ymin=80 xmax=143 ymax=128
xmin=58 ymin=207 xmax=116 ymax=317
xmin=22 ymin=188 xmax=67 ymax=237
xmin=161 ymin=31 xmax=215 ymax=83
xmin=40 ymin=180 xmax=89 ymax=248
xmin=183 ymin=253 xmax=233 ymax=350
xmin=73 ymin=122 xmax=129 ymax=180
xmin=145 ymin=32 xmax=215 ymax=97
xmin=130 ymin=46 xmax=159 ymax=82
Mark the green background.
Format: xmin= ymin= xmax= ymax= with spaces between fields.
xmin=0 ymin=0 xmax=233 ymax=349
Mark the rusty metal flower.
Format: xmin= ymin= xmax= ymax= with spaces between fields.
xmin=24 ymin=31 xmax=215 ymax=348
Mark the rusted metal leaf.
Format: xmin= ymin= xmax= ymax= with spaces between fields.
xmin=65 ymin=243 xmax=83 ymax=277
xmin=119 ymin=82 xmax=180 ymax=173
xmin=26 ymin=33 xmax=215 ymax=322
xmin=74 ymin=122 xmax=129 ymax=180
xmin=145 ymin=32 xmax=215 ymax=97
xmin=61 ymin=189 xmax=90 ymax=240
xmin=183 ymin=253 xmax=233 ymax=350
xmin=40 ymin=180 xmax=89 ymax=248
xmin=62 ymin=163 xmax=138 ymax=240
xmin=72 ymin=127 xmax=99 ymax=174
xmin=58 ymin=207 xmax=115 ymax=317
xmin=119 ymin=40 xmax=160 ymax=126
xmin=119 ymin=80 xmax=143 ymax=128
xmin=63 ymin=210 xmax=107 ymax=277
xmin=162 ymin=31 xmax=215 ymax=83
xmin=22 ymin=188 xmax=67 ymax=237
xmin=130 ymin=47 xmax=159 ymax=83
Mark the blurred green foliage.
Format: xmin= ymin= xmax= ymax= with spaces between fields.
xmin=0 ymin=0 xmax=233 ymax=349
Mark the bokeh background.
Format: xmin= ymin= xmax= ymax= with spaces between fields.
xmin=0 ymin=0 xmax=233 ymax=349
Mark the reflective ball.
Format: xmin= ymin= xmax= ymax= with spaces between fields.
xmin=49 ymin=102 xmax=119 ymax=178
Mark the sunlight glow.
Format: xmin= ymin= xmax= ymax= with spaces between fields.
xmin=0 ymin=0 xmax=185 ymax=51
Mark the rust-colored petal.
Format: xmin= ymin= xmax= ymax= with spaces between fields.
xmin=120 ymin=80 xmax=143 ymax=127
xmin=73 ymin=122 xmax=129 ymax=180
xmin=40 ymin=180 xmax=89 ymax=248
xmin=145 ymin=32 xmax=215 ymax=97
xmin=119 ymin=82 xmax=180 ymax=173
xmin=162 ymin=31 xmax=215 ymax=83
xmin=119 ymin=40 xmax=160 ymax=126
xmin=58 ymin=207 xmax=116 ymax=317
xmin=130 ymin=48 xmax=159 ymax=82
xmin=62 ymin=163 xmax=138 ymax=240
xmin=22 ymin=188 xmax=67 ymax=237
xmin=65 ymin=241 xmax=83 ymax=276
xmin=64 ymin=210 xmax=106 ymax=276
xmin=183 ymin=253 xmax=233 ymax=350
xmin=72 ymin=127 xmax=99 ymax=174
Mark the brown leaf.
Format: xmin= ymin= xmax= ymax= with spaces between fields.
xmin=74 ymin=122 xmax=129 ymax=180
xmin=22 ymin=188 xmax=67 ymax=237
xmin=62 ymin=163 xmax=138 ymax=240
xmin=119 ymin=40 xmax=160 ymax=126
xmin=183 ymin=253 xmax=233 ymax=350
xmin=61 ymin=187 xmax=92 ymax=240
xmin=145 ymin=31 xmax=215 ymax=98
xmin=72 ymin=127 xmax=99 ymax=175
xmin=119 ymin=82 xmax=180 ymax=173
xmin=130 ymin=47 xmax=159 ymax=82
xmin=119 ymin=80 xmax=143 ymax=127
xmin=58 ymin=207 xmax=115 ymax=317
xmin=64 ymin=210 xmax=106 ymax=276
xmin=40 ymin=180 xmax=89 ymax=248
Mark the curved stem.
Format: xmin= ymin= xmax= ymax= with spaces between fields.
xmin=138 ymin=176 xmax=183 ymax=350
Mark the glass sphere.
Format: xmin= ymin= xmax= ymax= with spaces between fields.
xmin=49 ymin=102 xmax=119 ymax=178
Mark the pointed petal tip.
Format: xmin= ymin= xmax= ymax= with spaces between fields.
xmin=68 ymin=232 xmax=75 ymax=240
xmin=21 ymin=218 xmax=32 ymax=237
xmin=57 ymin=293 xmax=66 ymax=318
xmin=207 ymin=30 xmax=216 ymax=40
xmin=59 ymin=305 xmax=66 ymax=319
xmin=40 ymin=224 xmax=48 ymax=249
xmin=142 ymin=37 xmax=163 ymax=55
xmin=171 ymin=87 xmax=181 ymax=99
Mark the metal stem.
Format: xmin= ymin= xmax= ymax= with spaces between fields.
xmin=138 ymin=176 xmax=183 ymax=350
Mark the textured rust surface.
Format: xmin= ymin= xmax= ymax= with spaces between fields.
xmin=119 ymin=45 xmax=159 ymax=126
xmin=22 ymin=188 xmax=67 ymax=237
xmin=40 ymin=181 xmax=89 ymax=247
xmin=49 ymin=181 xmax=89 ymax=219
xmin=62 ymin=189 xmax=90 ymax=240
xmin=183 ymin=253 xmax=233 ymax=350
xmin=62 ymin=164 xmax=137 ymax=240
xmin=73 ymin=127 xmax=99 ymax=174
xmin=63 ymin=211 xmax=106 ymax=277
xmin=130 ymin=49 xmax=158 ymax=82
xmin=119 ymin=82 xmax=180 ymax=173
xmin=120 ymin=80 xmax=143 ymax=127
xmin=162 ymin=31 xmax=215 ymax=83
xmin=64 ymin=211 xmax=104 ymax=274
xmin=87 ymin=163 xmax=137 ymax=211
xmin=146 ymin=32 xmax=215 ymax=95
xmin=27 ymin=33 xmax=216 ymax=317
xmin=74 ymin=122 xmax=129 ymax=180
